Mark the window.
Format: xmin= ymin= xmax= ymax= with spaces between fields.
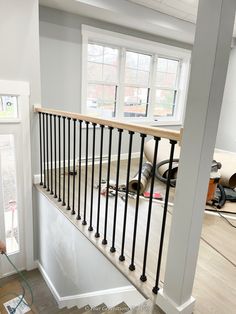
xmin=124 ymin=51 xmax=151 ymax=118
xmin=82 ymin=26 xmax=190 ymax=125
xmin=0 ymin=95 xmax=18 ymax=119
xmin=87 ymin=44 xmax=119 ymax=118
xmin=154 ymin=58 xmax=179 ymax=118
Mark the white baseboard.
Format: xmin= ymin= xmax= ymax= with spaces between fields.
xmin=33 ymin=152 xmax=140 ymax=185
xmin=37 ymin=261 xmax=144 ymax=310
xmin=155 ymin=288 xmax=195 ymax=314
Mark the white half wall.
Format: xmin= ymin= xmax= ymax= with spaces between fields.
xmin=34 ymin=187 xmax=144 ymax=307
xmin=216 ymin=47 xmax=236 ymax=152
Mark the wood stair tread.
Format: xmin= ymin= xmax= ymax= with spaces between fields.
xmin=101 ymin=301 xmax=130 ymax=314
xmin=68 ymin=305 xmax=81 ymax=313
xmin=76 ymin=305 xmax=91 ymax=314
xmin=83 ymin=303 xmax=108 ymax=314
xmin=126 ymin=300 xmax=164 ymax=314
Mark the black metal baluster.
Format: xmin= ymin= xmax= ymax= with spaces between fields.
xmin=72 ymin=119 xmax=76 ymax=215
xmin=77 ymin=120 xmax=82 ymax=220
xmin=50 ymin=114 xmax=53 ymax=195
xmin=110 ymin=129 xmax=123 ymax=253
xmin=140 ymin=137 xmax=160 ymax=282
xmin=62 ymin=117 xmax=66 ymax=206
xmin=129 ymin=133 xmax=146 ymax=271
xmin=42 ymin=113 xmax=46 ymax=188
xmin=102 ymin=126 xmax=113 ymax=245
xmin=95 ymin=125 xmax=104 ymax=238
xmin=83 ymin=121 xmax=89 ymax=225
xmin=58 ymin=116 xmax=62 ymax=202
xmin=54 ymin=115 xmax=57 ymax=198
xmin=67 ymin=118 xmax=71 ymax=210
xmin=89 ymin=123 xmax=96 ymax=231
xmin=119 ymin=131 xmax=134 ymax=261
xmin=152 ymin=140 xmax=177 ymax=294
xmin=39 ymin=112 xmax=43 ymax=185
xmin=46 ymin=114 xmax=50 ymax=192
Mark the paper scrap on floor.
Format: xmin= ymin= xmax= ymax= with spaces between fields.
xmin=4 ymin=296 xmax=30 ymax=314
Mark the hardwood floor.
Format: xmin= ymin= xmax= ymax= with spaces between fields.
xmin=36 ymin=159 xmax=236 ymax=313
xmin=0 ymin=269 xmax=58 ymax=313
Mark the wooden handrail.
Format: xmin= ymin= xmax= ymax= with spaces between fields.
xmin=34 ymin=107 xmax=182 ymax=141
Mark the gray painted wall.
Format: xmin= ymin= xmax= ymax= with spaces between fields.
xmin=39 ymin=6 xmax=191 ymax=112
xmin=0 ymin=0 xmax=41 ymax=174
xmin=216 ymin=47 xmax=236 ymax=152
xmin=39 ymin=6 xmax=187 ymax=158
xmin=35 ymin=188 xmax=133 ymax=296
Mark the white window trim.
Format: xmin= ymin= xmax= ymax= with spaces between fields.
xmin=81 ymin=25 xmax=191 ymax=126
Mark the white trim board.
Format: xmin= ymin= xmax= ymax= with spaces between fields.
xmin=33 ymin=152 xmax=140 ymax=184
xmin=37 ymin=261 xmax=144 ymax=309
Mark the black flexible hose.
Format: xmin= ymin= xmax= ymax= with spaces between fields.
xmin=155 ymin=158 xmax=179 ymax=187
xmin=213 ymin=183 xmax=226 ymax=209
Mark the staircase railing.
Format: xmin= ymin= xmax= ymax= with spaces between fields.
xmin=35 ymin=106 xmax=181 ymax=296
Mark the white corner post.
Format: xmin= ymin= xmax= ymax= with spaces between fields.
xmin=155 ymin=0 xmax=236 ymax=313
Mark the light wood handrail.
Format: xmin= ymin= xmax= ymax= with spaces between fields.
xmin=35 ymin=107 xmax=182 ymax=141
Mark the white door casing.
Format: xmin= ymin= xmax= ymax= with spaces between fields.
xmin=0 ymin=80 xmax=34 ymax=276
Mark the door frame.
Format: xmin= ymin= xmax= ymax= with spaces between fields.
xmin=0 ymin=80 xmax=34 ymax=272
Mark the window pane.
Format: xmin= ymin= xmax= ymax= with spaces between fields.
xmin=154 ymin=89 xmax=176 ymax=117
xmin=156 ymin=57 xmax=179 ymax=88
xmin=0 ymin=134 xmax=19 ymax=254
xmin=103 ymin=65 xmax=117 ymax=82
xmin=157 ymin=58 xmax=168 ymax=72
xmin=0 ymin=96 xmax=18 ymax=119
xmin=126 ymin=51 xmax=138 ymax=69
xmin=87 ymin=84 xmax=116 ymax=118
xmin=88 ymin=62 xmax=103 ymax=81
xmin=124 ymin=87 xmax=148 ymax=117
xmin=138 ymin=54 xmax=151 ymax=71
xmin=88 ymin=44 xmax=103 ymax=63
xmin=104 ymin=47 xmax=118 ymax=65
xmin=125 ymin=51 xmax=151 ymax=86
xmin=125 ymin=68 xmax=137 ymax=84
xmin=167 ymin=59 xmax=179 ymax=73
xmin=156 ymin=72 xmax=177 ymax=88
xmin=137 ymin=70 xmax=149 ymax=85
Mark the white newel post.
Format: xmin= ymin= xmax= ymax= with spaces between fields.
xmin=154 ymin=0 xmax=236 ymax=313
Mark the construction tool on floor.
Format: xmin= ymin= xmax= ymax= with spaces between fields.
xmin=128 ymin=161 xmax=152 ymax=194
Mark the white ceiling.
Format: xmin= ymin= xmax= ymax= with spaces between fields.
xmin=129 ymin=0 xmax=198 ymax=23
xmin=129 ymin=0 xmax=236 ymax=36
xmin=39 ymin=0 xmax=236 ymax=42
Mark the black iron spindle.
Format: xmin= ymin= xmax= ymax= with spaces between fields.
xmin=46 ymin=114 xmax=50 ymax=192
xmin=129 ymin=133 xmax=147 ymax=271
xmin=62 ymin=117 xmax=66 ymax=206
xmin=39 ymin=112 xmax=43 ymax=185
xmin=50 ymin=114 xmax=53 ymax=195
xmin=89 ymin=123 xmax=96 ymax=231
xmin=140 ymin=137 xmax=160 ymax=282
xmin=95 ymin=125 xmax=104 ymax=238
xmin=110 ymin=128 xmax=123 ymax=253
xmin=83 ymin=121 xmax=89 ymax=225
xmin=152 ymin=140 xmax=177 ymax=294
xmin=58 ymin=116 xmax=62 ymax=202
xmin=77 ymin=120 xmax=82 ymax=220
xmin=54 ymin=115 xmax=57 ymax=198
xmin=42 ymin=113 xmax=46 ymax=188
xmin=72 ymin=119 xmax=76 ymax=215
xmin=102 ymin=126 xmax=113 ymax=245
xmin=67 ymin=118 xmax=71 ymax=210
xmin=119 ymin=131 xmax=134 ymax=261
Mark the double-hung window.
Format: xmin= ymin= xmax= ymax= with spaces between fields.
xmin=124 ymin=51 xmax=151 ymax=118
xmin=87 ymin=43 xmax=119 ymax=118
xmin=82 ymin=25 xmax=191 ymax=125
